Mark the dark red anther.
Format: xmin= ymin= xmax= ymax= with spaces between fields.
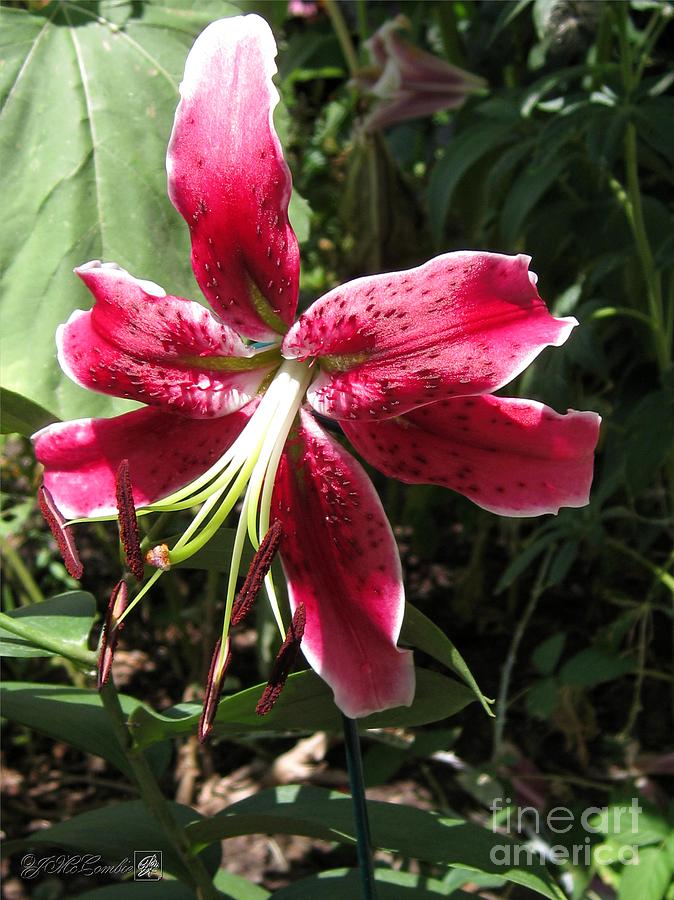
xmin=38 ymin=484 xmax=83 ymax=580
xmin=198 ymin=637 xmax=232 ymax=743
xmin=115 ymin=459 xmax=144 ymax=581
xmin=256 ymin=603 xmax=306 ymax=716
xmin=231 ymin=520 xmax=283 ymax=626
xmin=97 ymin=579 xmax=129 ymax=689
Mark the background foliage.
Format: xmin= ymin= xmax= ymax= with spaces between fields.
xmin=1 ymin=0 xmax=673 ymax=898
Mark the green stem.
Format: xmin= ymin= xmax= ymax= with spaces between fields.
xmin=0 ymin=612 xmax=96 ymax=666
xmin=325 ymin=0 xmax=359 ymax=77
xmin=436 ymin=1 xmax=467 ymax=68
xmin=342 ymin=715 xmax=378 ymax=899
xmin=589 ymin=306 xmax=655 ymax=328
xmin=0 ymin=538 xmax=45 ymax=605
xmin=612 ymin=3 xmax=669 ymax=375
xmin=605 ymin=538 xmax=674 ymax=596
xmin=493 ymin=548 xmax=553 ymax=757
xmin=623 ymin=123 xmax=668 ymax=372
xmin=99 ymin=682 xmax=220 ymax=900
xmin=355 ymin=0 xmax=369 ymax=47
xmin=366 ymin=135 xmax=382 ymax=272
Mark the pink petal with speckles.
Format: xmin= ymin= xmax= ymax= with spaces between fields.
xmin=283 ymin=252 xmax=576 ymax=421
xmin=33 ymin=404 xmax=255 ymax=519
xmin=343 ymin=395 xmax=601 ymax=516
xmin=59 ymin=262 xmax=275 ymax=419
xmin=167 ymin=15 xmax=299 ymax=340
xmin=272 ymin=409 xmax=414 ymax=718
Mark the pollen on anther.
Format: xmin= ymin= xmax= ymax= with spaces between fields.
xmin=115 ymin=460 xmax=144 ymax=581
xmin=38 ymin=485 xmax=83 ymax=580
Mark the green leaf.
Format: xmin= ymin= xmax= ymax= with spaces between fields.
xmin=618 ymin=845 xmax=673 ymax=900
xmin=559 ymin=648 xmax=633 ymax=687
xmin=0 ymin=590 xmax=95 ymax=658
xmin=0 ymin=1 xmax=238 ymax=421
xmin=624 ymin=389 xmax=674 ymax=492
xmin=532 ymin=633 xmax=566 ymax=676
xmin=495 ymin=531 xmax=560 ymax=593
xmin=78 ymin=887 xmax=197 ymax=900
xmin=212 ymin=869 xmax=271 ymax=900
xmin=401 ymin=603 xmax=493 ymax=715
xmin=186 ymin=786 xmax=565 ymax=900
xmin=273 ymin=867 xmax=476 ymax=898
xmin=0 ymin=387 xmax=59 ymax=436
xmin=525 ymin=677 xmax=559 ymax=720
xmin=129 ymin=668 xmax=475 ymax=747
xmin=546 ymin=540 xmax=578 ymax=587
xmin=500 ymin=152 xmax=569 ymax=244
xmin=427 ymin=121 xmax=516 ymax=243
xmin=3 ymin=800 xmax=220 ymax=883
xmin=0 ymin=682 xmax=170 ymax=778
xmin=288 ymin=190 xmax=312 ymax=245
xmin=78 ymin=870 xmax=270 ymax=899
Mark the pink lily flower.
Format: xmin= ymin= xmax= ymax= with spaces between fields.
xmin=353 ymin=15 xmax=487 ymax=132
xmin=32 ymin=15 xmax=599 ymax=719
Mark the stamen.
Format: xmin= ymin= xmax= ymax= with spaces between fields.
xmin=97 ymin=579 xmax=129 ymax=689
xmin=115 ymin=460 xmax=144 ymax=580
xmin=231 ymin=520 xmax=283 ymax=626
xmin=198 ymin=637 xmax=232 ymax=743
xmin=38 ymin=484 xmax=83 ymax=579
xmin=256 ymin=603 xmax=306 ymax=716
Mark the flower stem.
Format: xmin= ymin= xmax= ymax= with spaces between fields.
xmin=0 ymin=538 xmax=45 ymax=606
xmin=325 ymin=0 xmax=359 ymax=77
xmin=493 ymin=547 xmax=553 ymax=757
xmin=342 ymin=715 xmax=378 ymax=899
xmin=436 ymin=2 xmax=467 ymax=68
xmin=0 ymin=611 xmax=96 ymax=667
xmin=99 ymin=681 xmax=219 ymax=899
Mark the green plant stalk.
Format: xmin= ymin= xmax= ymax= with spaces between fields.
xmin=355 ymin=0 xmax=369 ymax=49
xmin=325 ymin=0 xmax=359 ymax=77
xmin=436 ymin=1 xmax=467 ymax=68
xmin=605 ymin=538 xmax=674 ymax=597
xmin=623 ymin=123 xmax=668 ymax=373
xmin=613 ymin=2 xmax=669 ymax=374
xmin=493 ymin=547 xmax=553 ymax=757
xmin=0 ymin=538 xmax=45 ymax=606
xmin=342 ymin=715 xmax=378 ymax=900
xmin=99 ymin=681 xmax=220 ymax=900
xmin=0 ymin=611 xmax=97 ymax=666
xmin=366 ymin=136 xmax=382 ymax=273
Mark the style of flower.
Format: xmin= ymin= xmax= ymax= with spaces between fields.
xmin=352 ymin=15 xmax=486 ymax=132
xmin=33 ymin=15 xmax=600 ymax=721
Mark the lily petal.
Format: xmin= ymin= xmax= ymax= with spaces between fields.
xmin=33 ymin=405 xmax=254 ymax=519
xmin=283 ymin=252 xmax=575 ymax=421
xmin=343 ymin=395 xmax=601 ymax=516
xmin=59 ymin=262 xmax=274 ymax=418
xmin=167 ymin=15 xmax=299 ymax=340
xmin=272 ymin=409 xmax=415 ymax=718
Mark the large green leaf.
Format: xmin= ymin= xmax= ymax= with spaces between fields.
xmin=3 ymin=800 xmax=220 ymax=883
xmin=401 ymin=603 xmax=493 ymax=715
xmin=78 ymin=873 xmax=270 ymax=900
xmin=273 ymin=868 xmax=476 ymax=898
xmin=0 ymin=590 xmax=95 ymax=658
xmin=129 ymin=668 xmax=475 ymax=747
xmin=186 ymin=786 xmax=565 ymax=900
xmin=0 ymin=682 xmax=170 ymax=778
xmin=0 ymin=1 xmax=238 ymax=421
xmin=0 ymin=387 xmax=59 ymax=436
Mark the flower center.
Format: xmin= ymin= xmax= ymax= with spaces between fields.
xmin=116 ymin=358 xmax=313 ymax=637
